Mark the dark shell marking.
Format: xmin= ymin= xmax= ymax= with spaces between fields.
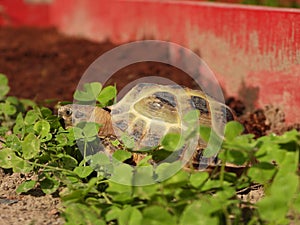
xmin=153 ymin=91 xmax=177 ymax=107
xmin=191 ymin=95 xmax=210 ymax=115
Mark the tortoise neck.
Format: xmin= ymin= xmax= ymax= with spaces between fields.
xmin=95 ymin=108 xmax=115 ymax=136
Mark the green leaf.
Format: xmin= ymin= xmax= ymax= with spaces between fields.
xmin=155 ymin=161 xmax=183 ymax=183
xmin=142 ymin=206 xmax=177 ymax=225
xmin=255 ymin=141 xmax=283 ymax=163
xmin=73 ymin=127 xmax=84 ymax=139
xmin=106 ymin=183 xmax=133 ymax=203
xmin=105 ymin=206 xmax=122 ymax=221
xmin=74 ymin=82 xmax=102 ymax=102
xmin=13 ymin=113 xmax=25 ymax=137
xmin=42 ymin=133 xmax=52 ymax=142
xmin=132 ymin=184 xmax=158 ymax=200
xmin=136 ymin=155 xmax=152 ymax=166
xmin=199 ymin=125 xmax=211 ymax=143
xmin=16 ymin=180 xmax=37 ymax=194
xmin=55 ymin=129 xmax=76 ymax=146
xmin=180 ymin=200 xmax=219 ymax=225
xmin=270 ymin=172 xmax=298 ymax=200
xmin=276 ymin=129 xmax=300 ymax=144
xmin=247 ymin=162 xmax=276 ymax=184
xmin=132 ymin=165 xmax=154 ymax=186
xmin=201 ymin=179 xmax=224 ymax=192
xmin=82 ymin=122 xmax=101 ymax=138
xmin=0 ymin=148 xmax=16 ymax=168
xmin=0 ymin=73 xmax=10 ymax=99
xmin=214 ymin=186 xmax=236 ymax=201
xmin=106 ymin=181 xmax=132 ymax=195
xmin=190 ymin=172 xmax=209 ymax=188
xmin=63 ymin=203 xmax=105 ymax=225
xmin=2 ymin=101 xmax=16 ymax=115
xmin=224 ymin=121 xmax=244 ymax=141
xmin=40 ymin=107 xmax=53 ymax=117
xmin=97 ymin=85 xmax=117 ymax=106
xmin=6 ymin=96 xmax=19 ymax=105
xmin=218 ymin=149 xmax=248 ymax=165
xmin=24 ymin=110 xmax=39 ymax=125
xmin=6 ymin=133 xmax=22 ymax=151
xmin=0 ymin=147 xmax=32 ymax=172
xmin=257 ymin=196 xmax=290 ymax=224
xmin=161 ymin=133 xmax=185 ymax=151
xmin=60 ymin=188 xmax=85 ymax=202
xmin=57 ymin=154 xmax=78 ymax=169
xmin=0 ymin=126 xmax=8 ymax=136
xmin=183 ymin=109 xmax=200 ymax=124
xmin=55 ymin=133 xmax=69 ymax=146
xmin=20 ymin=99 xmax=36 ymax=109
xmin=118 ymin=206 xmax=142 ymax=225
xmin=113 ymin=150 xmax=132 ymax=162
xmin=21 ymin=133 xmax=40 ymax=159
xmin=199 ymin=126 xmax=224 ymax=158
xmin=74 ymin=166 xmax=93 ymax=178
xmin=34 ymin=120 xmax=51 ymax=138
xmin=11 ymin=158 xmax=33 ymax=173
xmin=40 ymin=176 xmax=60 ymax=194
xmin=110 ymin=163 xmax=134 ymax=186
xmin=293 ymin=193 xmax=300 ymax=214
xmin=74 ymin=122 xmax=101 ymax=142
xmin=88 ymin=152 xmax=111 ymax=168
xmin=121 ymin=133 xmax=135 ymax=149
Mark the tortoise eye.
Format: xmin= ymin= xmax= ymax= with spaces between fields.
xmin=65 ymin=108 xmax=72 ymax=116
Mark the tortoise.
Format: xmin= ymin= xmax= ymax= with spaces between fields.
xmin=58 ymin=83 xmax=235 ymax=169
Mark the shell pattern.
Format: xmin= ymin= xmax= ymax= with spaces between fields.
xmin=110 ymin=83 xmax=234 ymax=166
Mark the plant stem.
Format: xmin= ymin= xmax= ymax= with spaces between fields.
xmin=83 ymin=140 xmax=87 ymax=166
xmin=102 ymin=192 xmax=112 ymax=204
xmin=27 ymin=161 xmax=76 ymax=175
xmin=220 ymin=149 xmax=228 ymax=187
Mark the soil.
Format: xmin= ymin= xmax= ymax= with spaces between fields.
xmin=0 ymin=26 xmax=298 ymax=225
xmin=0 ymin=169 xmax=63 ymax=225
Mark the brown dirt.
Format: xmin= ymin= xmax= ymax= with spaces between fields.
xmin=0 ymin=26 xmax=198 ymax=105
xmin=0 ymin=26 xmax=298 ymax=225
xmin=0 ymin=169 xmax=63 ymax=225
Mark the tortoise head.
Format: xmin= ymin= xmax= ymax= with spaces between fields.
xmin=58 ymin=104 xmax=114 ymax=135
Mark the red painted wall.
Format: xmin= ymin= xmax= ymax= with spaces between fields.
xmin=0 ymin=0 xmax=299 ymax=124
xmin=0 ymin=0 xmax=51 ymax=26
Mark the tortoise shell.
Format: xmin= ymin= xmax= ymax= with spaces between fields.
xmin=111 ymin=83 xmax=234 ymax=152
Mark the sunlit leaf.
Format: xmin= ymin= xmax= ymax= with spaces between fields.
xmin=74 ymin=82 xmax=102 ymax=102
xmin=161 ymin=133 xmax=185 ymax=151
xmin=118 ymin=206 xmax=142 ymax=225
xmin=34 ymin=120 xmax=51 ymax=138
xmin=224 ymin=121 xmax=244 ymax=141
xmin=180 ymin=200 xmax=219 ymax=225
xmin=97 ymin=85 xmax=117 ymax=106
xmin=142 ymin=206 xmax=177 ymax=225
xmin=24 ymin=110 xmax=39 ymax=125
xmin=248 ymin=162 xmax=276 ymax=184
xmin=74 ymin=166 xmax=93 ymax=178
xmin=0 ymin=73 xmax=10 ymax=99
xmin=121 ymin=133 xmax=135 ymax=149
xmin=113 ymin=150 xmax=132 ymax=162
xmin=21 ymin=133 xmax=40 ymax=159
xmin=16 ymin=180 xmax=37 ymax=194
xmin=190 ymin=172 xmax=209 ymax=188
